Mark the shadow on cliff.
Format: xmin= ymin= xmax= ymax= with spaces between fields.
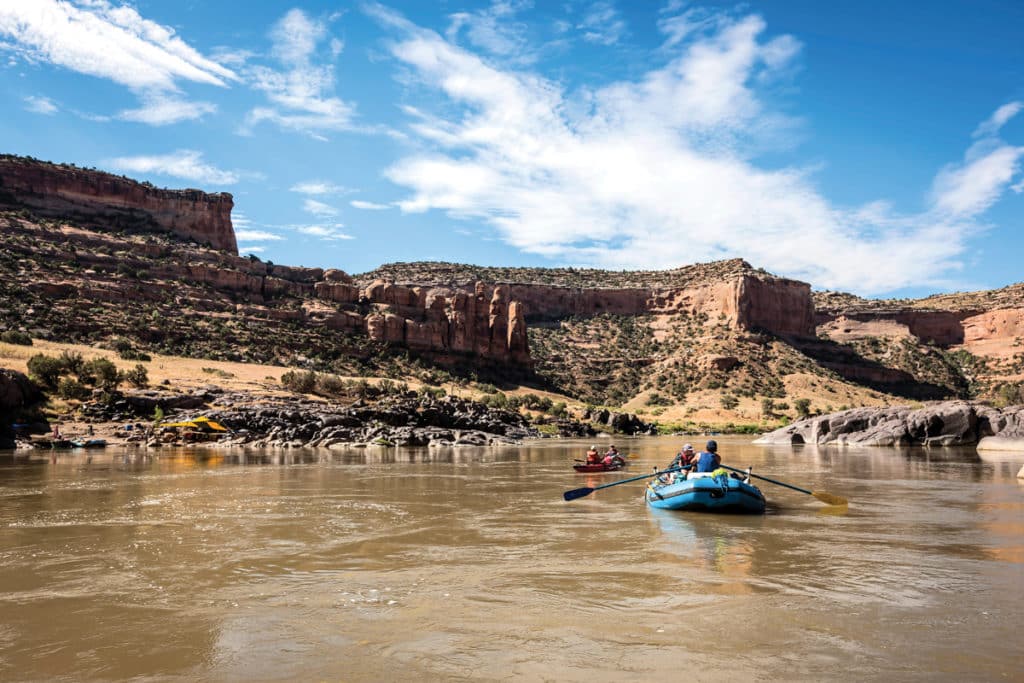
xmin=790 ymin=338 xmax=955 ymax=401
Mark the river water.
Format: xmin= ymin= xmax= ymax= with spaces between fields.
xmin=0 ymin=436 xmax=1021 ymax=682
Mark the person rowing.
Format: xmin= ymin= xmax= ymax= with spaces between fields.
xmin=584 ymin=444 xmax=601 ymax=465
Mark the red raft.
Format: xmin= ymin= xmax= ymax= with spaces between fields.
xmin=573 ymin=460 xmax=626 ymax=473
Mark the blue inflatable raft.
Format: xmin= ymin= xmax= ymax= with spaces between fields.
xmin=646 ymin=473 xmax=766 ymax=514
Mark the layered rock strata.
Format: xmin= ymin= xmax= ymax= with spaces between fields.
xmin=357 ymin=264 xmax=817 ymax=339
xmin=0 ymin=155 xmax=237 ymax=253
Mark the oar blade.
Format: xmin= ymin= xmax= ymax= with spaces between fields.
xmin=563 ymin=487 xmax=595 ymax=502
xmin=812 ymin=491 xmax=848 ymax=506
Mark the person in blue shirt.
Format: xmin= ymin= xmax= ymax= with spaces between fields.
xmin=693 ymin=440 xmax=721 ymax=473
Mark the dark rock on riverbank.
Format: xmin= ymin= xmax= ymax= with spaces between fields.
xmin=583 ymin=408 xmax=658 ymax=436
xmin=754 ymin=401 xmax=1024 ymax=447
xmin=158 ymin=393 xmax=548 ymax=449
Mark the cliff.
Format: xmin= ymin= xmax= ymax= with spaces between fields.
xmin=357 ymin=259 xmax=817 ymax=339
xmin=0 ymin=214 xmax=529 ymax=372
xmin=0 ymin=155 xmax=237 ymax=253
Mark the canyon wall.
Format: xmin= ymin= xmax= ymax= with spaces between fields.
xmin=362 ymin=273 xmax=817 ymax=338
xmin=0 ymin=155 xmax=237 ymax=253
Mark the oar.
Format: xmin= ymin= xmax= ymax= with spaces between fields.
xmin=718 ymin=464 xmax=847 ymax=506
xmin=563 ymin=466 xmax=683 ymax=501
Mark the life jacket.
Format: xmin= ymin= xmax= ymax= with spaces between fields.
xmin=585 ymin=450 xmax=600 ymax=463
xmin=694 ymin=451 xmax=719 ymax=472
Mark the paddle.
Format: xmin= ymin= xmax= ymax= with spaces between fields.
xmin=563 ymin=466 xmax=683 ymax=501
xmin=718 ymin=464 xmax=847 ymax=506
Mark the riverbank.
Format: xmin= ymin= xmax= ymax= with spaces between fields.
xmin=755 ymin=400 xmax=1024 ymax=447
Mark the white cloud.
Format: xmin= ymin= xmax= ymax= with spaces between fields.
xmin=235 ymin=229 xmax=283 ymax=241
xmin=117 ymin=93 xmax=216 ymax=125
xmin=0 ymin=0 xmax=235 ymax=126
xmin=350 ymin=199 xmax=390 ymax=210
xmin=577 ymin=1 xmax=626 ymax=46
xmin=303 ymin=198 xmax=339 ymax=217
xmin=242 ymin=9 xmax=356 ymax=137
xmin=447 ymin=0 xmax=533 ymax=61
xmin=373 ymin=6 xmax=1023 ymax=295
xmin=107 ymin=149 xmax=240 ymax=185
xmin=238 ymin=245 xmax=267 ymax=254
xmin=295 ymin=224 xmax=354 ymax=240
xmin=931 ymin=141 xmax=1024 ymax=218
xmin=290 ymin=180 xmax=350 ymax=195
xmin=23 ymin=94 xmax=57 ymax=114
xmin=973 ymin=101 xmax=1023 ymax=138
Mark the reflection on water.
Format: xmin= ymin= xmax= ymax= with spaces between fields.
xmin=1 ymin=437 xmax=1022 ymax=682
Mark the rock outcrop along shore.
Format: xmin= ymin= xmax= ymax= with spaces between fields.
xmin=39 ymin=387 xmax=656 ymax=450
xmin=754 ymin=401 xmax=1024 ymax=447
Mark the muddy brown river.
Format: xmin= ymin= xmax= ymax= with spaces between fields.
xmin=1 ymin=436 xmax=1021 ymax=682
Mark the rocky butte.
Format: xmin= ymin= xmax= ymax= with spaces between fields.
xmin=0 ymin=154 xmax=237 ymax=253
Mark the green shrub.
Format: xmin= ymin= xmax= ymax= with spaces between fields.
xmin=59 ymin=351 xmax=85 ymax=375
xmin=57 ymin=377 xmax=90 ymax=400
xmin=27 ymin=354 xmax=64 ymax=388
xmin=315 ymin=374 xmax=346 ymax=396
xmin=124 ymin=364 xmax=149 ymax=388
xmin=720 ymin=394 xmax=739 ymax=410
xmin=0 ymin=330 xmax=32 ymax=346
xmin=549 ymin=401 xmax=567 ymax=417
xmin=84 ymin=358 xmax=119 ymax=389
xmin=281 ymin=370 xmax=317 ymax=393
xmin=794 ymin=398 xmax=812 ymax=419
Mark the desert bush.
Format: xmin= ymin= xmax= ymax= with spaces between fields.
xmin=280 ymin=370 xmax=317 ymax=393
xmin=27 ymin=354 xmax=64 ymax=388
xmin=315 ymin=374 xmax=347 ymax=396
xmin=56 ymin=377 xmax=90 ymax=400
xmin=794 ymin=398 xmax=812 ymax=419
xmin=719 ymin=394 xmax=739 ymax=410
xmin=83 ymin=358 xmax=119 ymax=389
xmin=124 ymin=364 xmax=149 ymax=388
xmin=0 ymin=330 xmax=32 ymax=345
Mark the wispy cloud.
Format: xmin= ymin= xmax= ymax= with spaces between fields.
xmin=0 ymin=0 xmax=235 ymax=126
xmin=117 ymin=93 xmax=217 ymax=125
xmin=447 ymin=0 xmax=534 ymax=62
xmin=295 ymin=223 xmax=354 ymax=240
xmin=238 ymin=245 xmax=267 ymax=254
xmin=350 ymin=199 xmax=390 ymax=210
xmin=242 ymin=9 xmax=356 ymax=138
xmin=290 ymin=180 xmax=350 ymax=195
xmin=23 ymin=94 xmax=57 ymax=115
xmin=973 ymin=101 xmax=1023 ymax=138
xmin=107 ymin=149 xmax=240 ymax=185
xmin=303 ymin=198 xmax=339 ymax=217
xmin=235 ymin=229 xmax=284 ymax=241
xmin=933 ymin=102 xmax=1024 ymax=218
xmin=577 ymin=1 xmax=626 ymax=46
xmin=371 ymin=6 xmax=1023 ymax=294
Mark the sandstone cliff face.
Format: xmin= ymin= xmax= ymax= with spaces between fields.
xmin=356 ymin=271 xmax=817 ymax=339
xmin=359 ymin=279 xmax=530 ymax=365
xmin=0 ymin=155 xmax=237 ymax=253
xmin=962 ymin=308 xmax=1024 ymax=358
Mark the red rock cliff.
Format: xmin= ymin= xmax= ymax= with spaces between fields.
xmin=0 ymin=155 xmax=237 ymax=253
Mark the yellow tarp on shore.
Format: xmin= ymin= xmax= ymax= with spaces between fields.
xmin=160 ymin=417 xmax=229 ymax=432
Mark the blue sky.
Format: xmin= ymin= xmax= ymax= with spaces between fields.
xmin=1 ymin=1 xmax=1022 ymax=297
